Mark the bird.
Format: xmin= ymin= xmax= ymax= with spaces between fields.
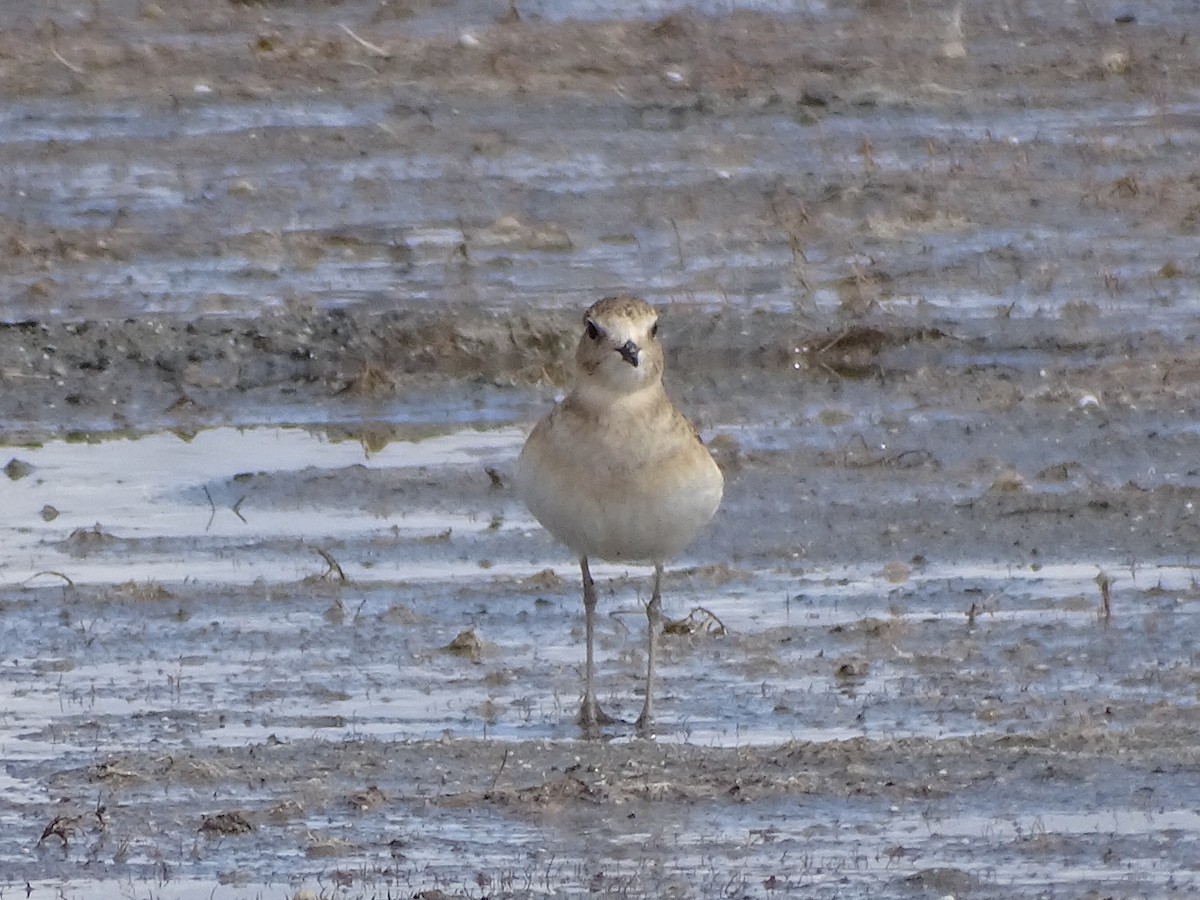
xmin=515 ymin=295 xmax=724 ymax=733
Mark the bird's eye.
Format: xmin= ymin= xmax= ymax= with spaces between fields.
xmin=650 ymin=321 xmax=659 ymax=338
xmin=585 ymin=319 xmax=601 ymax=340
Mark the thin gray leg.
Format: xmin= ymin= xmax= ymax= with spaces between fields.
xmin=576 ymin=556 xmax=616 ymax=731
xmin=635 ymin=562 xmax=664 ymax=734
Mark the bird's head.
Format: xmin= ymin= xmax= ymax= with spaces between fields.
xmin=574 ymin=295 xmax=664 ymax=396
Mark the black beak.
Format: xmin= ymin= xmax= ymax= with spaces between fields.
xmin=616 ymin=340 xmax=639 ymax=367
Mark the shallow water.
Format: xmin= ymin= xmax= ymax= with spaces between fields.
xmin=6 ymin=1 xmax=1200 ymax=896
xmin=7 ymin=22 xmax=1200 ymax=325
xmin=6 ymin=423 xmax=1200 ymax=894
xmin=4 ymin=426 xmax=527 ymax=583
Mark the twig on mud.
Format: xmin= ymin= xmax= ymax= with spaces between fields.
xmin=830 ymin=434 xmax=934 ymax=470
xmin=663 ymin=605 xmax=727 ymax=637
xmin=203 ymin=485 xmax=217 ymax=532
xmin=22 ymin=570 xmax=75 ymax=587
xmin=52 ymin=48 xmax=87 ymax=76
xmin=840 ymin=433 xmax=873 ymax=465
xmin=815 ymin=328 xmax=854 ymax=355
xmin=453 ymin=217 xmax=471 ymax=262
xmin=345 ymin=60 xmax=380 ymax=76
xmin=371 ymin=118 xmax=399 ymax=139
xmin=489 ymin=748 xmax=511 ymax=793
xmin=1095 ymin=571 xmax=1113 ymax=625
xmin=339 ymin=24 xmax=391 ymax=59
xmin=313 ymin=547 xmax=348 ymax=582
xmin=696 ymin=605 xmax=727 ymax=634
xmin=669 ymin=217 xmax=685 ymax=269
xmin=38 ymin=815 xmax=79 ymax=847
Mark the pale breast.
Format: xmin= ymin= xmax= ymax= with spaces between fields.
xmin=516 ymin=400 xmax=723 ymax=563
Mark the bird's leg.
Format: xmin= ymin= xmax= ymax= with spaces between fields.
xmin=577 ymin=557 xmax=616 ymax=731
xmin=635 ymin=562 xmax=665 ymax=734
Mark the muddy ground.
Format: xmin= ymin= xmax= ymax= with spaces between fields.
xmin=3 ymin=0 xmax=1200 ymax=897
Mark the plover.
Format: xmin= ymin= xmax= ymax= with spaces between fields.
xmin=515 ymin=296 xmax=724 ymax=733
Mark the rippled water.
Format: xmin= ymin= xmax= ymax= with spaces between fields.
xmin=5 ymin=426 xmax=1198 ymax=755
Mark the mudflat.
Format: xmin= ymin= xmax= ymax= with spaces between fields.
xmin=4 ymin=1 xmax=1200 ymax=897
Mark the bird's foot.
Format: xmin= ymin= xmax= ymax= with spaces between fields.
xmin=576 ymin=699 xmax=620 ymax=733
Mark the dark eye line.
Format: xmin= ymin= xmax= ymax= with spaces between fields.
xmin=585 ymin=319 xmax=601 ymax=340
xmin=650 ymin=320 xmax=659 ymax=338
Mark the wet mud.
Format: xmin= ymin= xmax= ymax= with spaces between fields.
xmin=4 ymin=0 xmax=1200 ymax=897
